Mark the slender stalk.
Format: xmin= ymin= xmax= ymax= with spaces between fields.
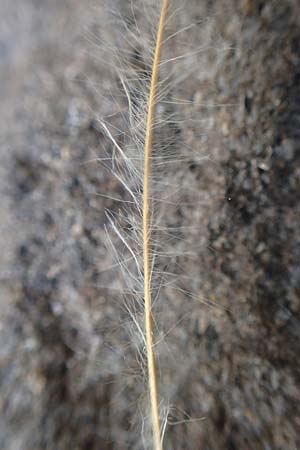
xmin=143 ymin=1 xmax=169 ymax=449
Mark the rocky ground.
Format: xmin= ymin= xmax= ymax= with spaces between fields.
xmin=0 ymin=0 xmax=299 ymax=449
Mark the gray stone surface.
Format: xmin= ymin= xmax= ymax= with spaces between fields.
xmin=0 ymin=1 xmax=299 ymax=449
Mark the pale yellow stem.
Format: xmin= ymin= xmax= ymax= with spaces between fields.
xmin=143 ymin=1 xmax=169 ymax=450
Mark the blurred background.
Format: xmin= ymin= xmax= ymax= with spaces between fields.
xmin=0 ymin=0 xmax=300 ymax=449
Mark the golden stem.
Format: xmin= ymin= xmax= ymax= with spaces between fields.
xmin=143 ymin=1 xmax=169 ymax=449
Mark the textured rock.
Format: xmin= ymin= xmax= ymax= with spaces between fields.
xmin=0 ymin=1 xmax=299 ymax=449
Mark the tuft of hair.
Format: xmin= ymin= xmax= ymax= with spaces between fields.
xmin=86 ymin=1 xmax=229 ymax=449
